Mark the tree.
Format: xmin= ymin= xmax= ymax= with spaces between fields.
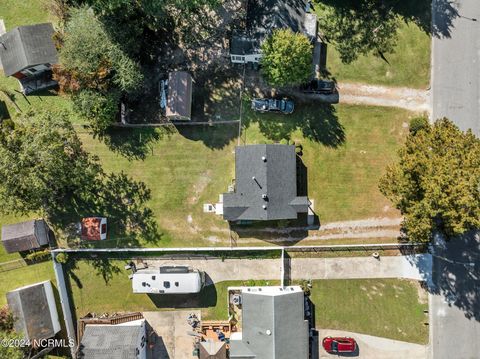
xmin=260 ymin=29 xmax=313 ymax=87
xmin=379 ymin=118 xmax=480 ymax=242
xmin=59 ymin=6 xmax=143 ymax=93
xmin=317 ymin=0 xmax=399 ymax=64
xmin=0 ymin=111 xmax=101 ymax=218
xmin=72 ymin=89 xmax=121 ymax=133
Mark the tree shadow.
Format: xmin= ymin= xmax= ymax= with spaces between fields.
xmin=177 ymin=123 xmax=239 ymax=149
xmin=403 ymin=231 xmax=480 ymax=322
xmin=245 ymin=103 xmax=345 ymax=148
xmin=49 ymin=170 xmax=161 ymax=248
xmin=100 ymin=126 xmax=175 ymax=161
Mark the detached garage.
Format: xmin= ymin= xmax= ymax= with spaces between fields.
xmin=166 ymin=71 xmax=193 ymax=121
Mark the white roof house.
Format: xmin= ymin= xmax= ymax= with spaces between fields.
xmin=132 ymin=266 xmax=205 ymax=294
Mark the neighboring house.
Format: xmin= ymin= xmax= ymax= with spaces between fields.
xmin=1 ymin=219 xmax=50 ymax=253
xmin=131 ymin=266 xmax=206 ymax=294
xmin=0 ymin=23 xmax=58 ymax=94
xmin=200 ymin=339 xmax=227 ymax=359
xmin=230 ymin=0 xmax=317 ymax=64
xmin=6 ymin=280 xmax=61 ymax=342
xmin=80 ymin=217 xmax=107 ymax=241
xmin=229 ymin=286 xmax=309 ymax=359
xmin=166 ymin=71 xmax=193 ymax=121
xmin=77 ymin=319 xmax=147 ymax=359
xmin=218 ymin=144 xmax=309 ymax=221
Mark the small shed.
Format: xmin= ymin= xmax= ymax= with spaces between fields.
xmin=1 ymin=219 xmax=49 ymax=253
xmin=166 ymin=71 xmax=193 ymax=121
xmin=200 ymin=340 xmax=227 ymax=359
xmin=81 ymin=217 xmax=107 ymax=241
xmin=0 ymin=23 xmax=58 ymax=79
xmin=6 ymin=280 xmax=61 ymax=341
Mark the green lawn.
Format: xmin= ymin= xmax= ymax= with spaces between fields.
xmin=0 ymin=103 xmax=409 ymax=247
xmin=0 ymin=261 xmax=56 ymax=305
xmin=310 ymin=279 xmax=428 ymax=344
xmin=324 ymin=21 xmax=431 ymax=88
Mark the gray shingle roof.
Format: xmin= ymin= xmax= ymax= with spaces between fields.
xmin=223 ymin=145 xmax=309 ymax=221
xmin=166 ymin=71 xmax=193 ymax=120
xmin=230 ymin=287 xmax=309 ymax=359
xmin=6 ymin=281 xmax=58 ymax=341
xmin=78 ymin=324 xmax=144 ymax=359
xmin=0 ymin=23 xmax=58 ymax=76
xmin=1 ymin=219 xmax=49 ymax=253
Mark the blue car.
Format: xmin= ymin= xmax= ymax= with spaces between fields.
xmin=251 ymin=98 xmax=294 ymax=114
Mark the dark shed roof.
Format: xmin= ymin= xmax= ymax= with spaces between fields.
xmin=78 ymin=324 xmax=144 ymax=359
xmin=1 ymin=219 xmax=49 ymax=253
xmin=6 ymin=281 xmax=60 ymax=341
xmin=223 ymin=145 xmax=309 ymax=221
xmin=166 ymin=71 xmax=193 ymax=120
xmin=0 ymin=23 xmax=58 ymax=76
xmin=230 ymin=35 xmax=259 ymax=56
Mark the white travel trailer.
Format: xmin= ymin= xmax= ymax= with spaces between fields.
xmin=131 ymin=266 xmax=205 ymax=294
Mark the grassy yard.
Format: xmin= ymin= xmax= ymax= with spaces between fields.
xmin=310 ymin=279 xmax=429 ymax=344
xmin=324 ymin=21 xmax=431 ymax=88
xmin=0 ymin=103 xmax=409 ymax=247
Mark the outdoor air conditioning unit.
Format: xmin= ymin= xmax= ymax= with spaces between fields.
xmin=232 ymin=294 xmax=242 ymax=306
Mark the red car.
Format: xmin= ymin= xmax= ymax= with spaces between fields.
xmin=322 ymin=336 xmax=357 ymax=353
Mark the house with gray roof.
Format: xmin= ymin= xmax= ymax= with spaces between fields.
xmin=219 ymin=144 xmax=309 ymax=221
xmin=229 ymin=286 xmax=309 ymax=359
xmin=77 ymin=320 xmax=147 ymax=359
xmin=1 ymin=219 xmax=50 ymax=253
xmin=6 ymin=280 xmax=61 ymax=342
xmin=230 ymin=0 xmax=317 ymax=64
xmin=0 ymin=23 xmax=58 ymax=94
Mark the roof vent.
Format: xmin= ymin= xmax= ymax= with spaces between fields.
xmin=252 ymin=176 xmax=256 ymax=180
xmin=262 ymin=205 xmax=267 ymax=210
xmin=261 ymin=156 xmax=267 ymax=162
xmin=266 ymin=329 xmax=272 ymax=336
xmin=262 ymin=194 xmax=267 ymax=200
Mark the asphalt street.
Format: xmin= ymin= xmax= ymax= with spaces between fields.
xmin=431 ymin=0 xmax=480 ymax=136
xmin=431 ymin=1 xmax=480 ymax=358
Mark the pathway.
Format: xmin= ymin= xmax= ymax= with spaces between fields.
xmin=317 ymin=329 xmax=428 ymax=359
xmin=337 ymin=82 xmax=429 ymax=112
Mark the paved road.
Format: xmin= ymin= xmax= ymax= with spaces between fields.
xmin=431 ymin=1 xmax=480 ymax=358
xmin=431 ymin=0 xmax=480 ymax=135
xmin=429 ymin=233 xmax=480 ymax=359
xmin=317 ymin=329 xmax=427 ymax=359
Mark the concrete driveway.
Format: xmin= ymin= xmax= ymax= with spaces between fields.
xmin=143 ymin=310 xmax=201 ymax=359
xmin=317 ymin=329 xmax=427 ymax=359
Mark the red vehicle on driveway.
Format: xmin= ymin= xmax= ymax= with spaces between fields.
xmin=322 ymin=336 xmax=357 ymax=354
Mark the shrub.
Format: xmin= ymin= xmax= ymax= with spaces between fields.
xmin=25 ymin=249 xmax=51 ymax=263
xmin=409 ymin=116 xmax=429 ymax=134
xmin=55 ymin=252 xmax=69 ymax=264
xmin=0 ymin=306 xmax=14 ymax=331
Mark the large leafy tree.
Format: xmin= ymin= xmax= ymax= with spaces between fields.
xmin=60 ymin=6 xmax=143 ymax=93
xmin=379 ymin=118 xmax=480 ymax=242
xmin=316 ymin=0 xmax=399 ymax=64
xmin=0 ymin=111 xmax=101 ymax=218
xmin=260 ymin=29 xmax=313 ymax=87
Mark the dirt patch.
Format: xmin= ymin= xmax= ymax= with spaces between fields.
xmin=413 ymin=281 xmax=428 ymax=304
xmin=188 ymin=170 xmax=212 ymax=204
